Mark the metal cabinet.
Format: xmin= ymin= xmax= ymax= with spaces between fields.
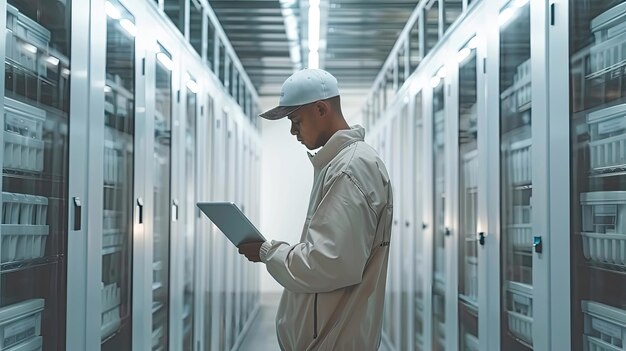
xmin=1 ymin=1 xmax=72 ymax=350
xmin=568 ymin=1 xmax=626 ymax=351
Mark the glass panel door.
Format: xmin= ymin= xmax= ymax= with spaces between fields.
xmin=152 ymin=44 xmax=173 ymax=351
xmin=432 ymin=71 xmax=446 ymax=351
xmin=182 ymin=72 xmax=198 ymax=350
xmin=101 ymin=1 xmax=135 ymax=348
xmin=499 ymin=2 xmax=533 ymax=349
xmin=413 ymin=92 xmax=425 ymax=351
xmin=458 ymin=38 xmax=479 ymax=351
xmin=569 ymin=1 xmax=626 ymax=350
xmin=3 ymin=0 xmax=71 ymax=349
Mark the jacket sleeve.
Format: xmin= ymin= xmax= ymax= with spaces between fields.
xmin=260 ymin=172 xmax=378 ymax=293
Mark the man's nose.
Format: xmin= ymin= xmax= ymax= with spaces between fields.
xmin=290 ymin=123 xmax=297 ymax=135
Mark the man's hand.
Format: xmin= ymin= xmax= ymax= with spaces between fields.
xmin=238 ymin=241 xmax=264 ymax=262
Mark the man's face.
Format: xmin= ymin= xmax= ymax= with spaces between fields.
xmin=288 ymin=102 xmax=322 ymax=150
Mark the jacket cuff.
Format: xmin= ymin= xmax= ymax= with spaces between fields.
xmin=259 ymin=241 xmax=273 ymax=263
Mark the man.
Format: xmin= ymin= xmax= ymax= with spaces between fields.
xmin=238 ymin=68 xmax=393 ymax=350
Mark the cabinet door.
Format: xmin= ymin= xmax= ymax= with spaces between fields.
xmin=182 ymin=72 xmax=199 ymax=351
xmin=498 ymin=2 xmax=532 ymax=349
xmin=100 ymin=0 xmax=137 ymax=349
xmin=151 ymin=42 xmax=175 ymax=351
xmin=432 ymin=71 xmax=447 ymax=351
xmin=457 ymin=37 xmax=480 ymax=351
xmin=569 ymin=1 xmax=626 ymax=351
xmin=413 ymin=91 xmax=426 ymax=351
xmin=2 ymin=0 xmax=71 ymax=349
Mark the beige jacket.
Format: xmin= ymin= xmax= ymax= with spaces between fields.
xmin=260 ymin=126 xmax=393 ymax=351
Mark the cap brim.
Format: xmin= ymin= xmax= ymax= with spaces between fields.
xmin=259 ymin=105 xmax=302 ymax=120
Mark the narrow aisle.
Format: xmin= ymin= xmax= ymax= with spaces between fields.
xmin=238 ymin=293 xmax=282 ymax=351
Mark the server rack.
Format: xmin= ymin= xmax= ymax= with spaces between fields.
xmin=1 ymin=0 xmax=262 ymax=350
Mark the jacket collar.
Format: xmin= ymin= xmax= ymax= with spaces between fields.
xmin=308 ymin=125 xmax=365 ymax=169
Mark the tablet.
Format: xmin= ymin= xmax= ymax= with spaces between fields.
xmin=196 ymin=202 xmax=266 ymax=246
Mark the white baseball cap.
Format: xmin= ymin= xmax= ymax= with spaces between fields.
xmin=260 ymin=68 xmax=340 ymax=120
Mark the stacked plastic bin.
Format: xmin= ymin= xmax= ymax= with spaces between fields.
xmin=100 ymin=283 xmax=121 ymax=340
xmin=506 ymin=280 xmax=533 ymax=345
xmin=589 ymin=2 xmax=626 ymax=81
xmin=1 ymin=192 xmax=49 ymax=263
xmin=581 ymin=301 xmax=626 ymax=351
xmin=4 ymin=98 xmax=45 ymax=173
xmin=0 ymin=299 xmax=44 ymax=351
xmin=587 ymin=104 xmax=626 ymax=172
xmin=580 ymin=5 xmax=626 ymax=346
xmin=5 ymin=5 xmax=50 ymax=78
xmin=462 ymin=150 xmax=479 ymax=302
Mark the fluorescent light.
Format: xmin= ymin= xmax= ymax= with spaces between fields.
xmin=105 ymin=1 xmax=122 ymax=19
xmin=430 ymin=76 xmax=441 ymax=88
xmin=156 ymin=52 xmax=174 ymax=71
xmin=437 ymin=67 xmax=447 ymax=79
xmin=22 ymin=43 xmax=37 ymax=54
xmin=120 ymin=19 xmax=136 ymax=37
xmin=104 ymin=85 xmax=112 ymax=93
xmin=499 ymin=7 xmax=515 ymax=26
xmin=308 ymin=51 xmax=319 ymax=69
xmin=46 ymin=56 xmax=60 ymax=66
xmin=457 ymin=47 xmax=471 ymax=63
xmin=467 ymin=36 xmax=478 ymax=49
xmin=186 ymin=80 xmax=199 ymax=94
xmin=308 ymin=0 xmax=320 ymax=69
xmin=308 ymin=2 xmax=320 ymax=52
xmin=514 ymin=0 xmax=529 ymax=7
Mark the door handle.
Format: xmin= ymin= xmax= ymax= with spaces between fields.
xmin=172 ymin=199 xmax=179 ymax=221
xmin=137 ymin=197 xmax=144 ymax=224
xmin=478 ymin=232 xmax=485 ymax=246
xmin=73 ymin=197 xmax=82 ymax=230
xmin=533 ymin=236 xmax=543 ymax=253
xmin=445 ymin=227 xmax=451 ymax=236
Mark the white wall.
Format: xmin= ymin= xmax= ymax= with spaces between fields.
xmin=257 ymin=90 xmax=367 ymax=293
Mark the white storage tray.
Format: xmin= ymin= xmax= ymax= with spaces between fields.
xmin=580 ymin=192 xmax=626 ymax=266
xmin=0 ymin=299 xmax=44 ymax=350
xmin=464 ymin=332 xmax=480 ymax=351
xmin=591 ymin=2 xmax=626 ymax=41
xmin=514 ymin=59 xmax=531 ymax=110
xmin=5 ymin=6 xmax=50 ymax=77
xmin=510 ymin=139 xmax=532 ymax=185
xmin=5 ymin=97 xmax=45 ymax=140
xmin=5 ymin=336 xmax=42 ymax=351
xmin=590 ymin=31 xmax=626 ymax=76
xmin=507 ymin=310 xmax=533 ymax=345
xmin=3 ymin=98 xmax=46 ymax=173
xmin=464 ymin=256 xmax=478 ymax=301
xmin=587 ymin=104 xmax=626 ymax=170
xmin=101 ymin=283 xmax=121 ymax=340
xmin=582 ymin=300 xmax=626 ymax=351
xmin=462 ymin=149 xmax=478 ymax=190
xmin=1 ymin=225 xmax=49 ymax=263
xmin=506 ymin=280 xmax=533 ymax=344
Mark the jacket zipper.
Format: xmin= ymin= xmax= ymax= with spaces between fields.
xmin=313 ymin=293 xmax=318 ymax=339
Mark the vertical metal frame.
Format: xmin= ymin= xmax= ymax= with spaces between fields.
xmin=484 ymin=0 xmax=502 ymax=349
xmin=530 ymin=0 xmax=552 ymax=349
xmin=86 ymin=0 xmax=107 ymax=348
xmin=65 ymin=0 xmax=92 ymax=349
xmin=136 ymin=13 xmax=156 ymax=351
xmin=0 ymin=0 xmax=5 ymax=299
xmin=547 ymin=0 xmax=571 ymax=349
xmin=474 ymin=15 xmax=491 ymax=351
xmin=421 ymin=71 xmax=435 ymax=351
xmin=445 ymin=40 xmax=460 ymax=351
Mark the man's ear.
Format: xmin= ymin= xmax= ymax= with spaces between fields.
xmin=315 ymin=100 xmax=330 ymax=117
